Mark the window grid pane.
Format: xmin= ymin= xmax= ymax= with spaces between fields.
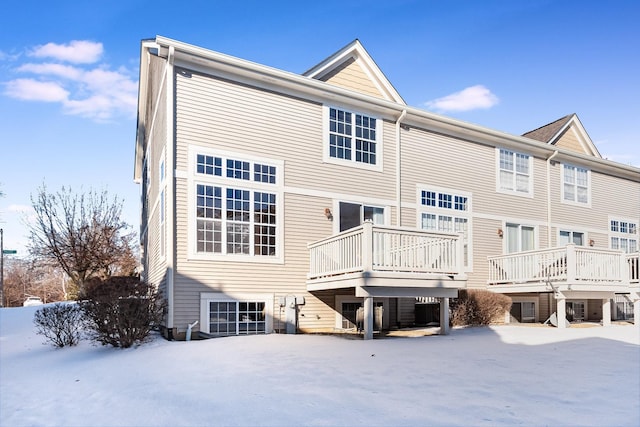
xmin=197 ymin=154 xmax=222 ymax=176
xmin=254 ymin=192 xmax=277 ymax=256
xmin=354 ymin=114 xmax=376 ymax=164
xmin=227 ymin=159 xmax=250 ymax=180
xmin=329 ymin=108 xmax=352 ymax=160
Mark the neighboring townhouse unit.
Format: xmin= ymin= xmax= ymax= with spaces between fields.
xmin=134 ymin=36 xmax=640 ymax=340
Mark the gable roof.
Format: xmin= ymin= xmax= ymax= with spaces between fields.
xmin=303 ymin=40 xmax=406 ymax=105
xmin=522 ymin=113 xmax=602 ymax=158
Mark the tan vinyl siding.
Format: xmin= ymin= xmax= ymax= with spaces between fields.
xmin=143 ymin=54 xmax=169 ymax=296
xmin=174 ymin=68 xmax=396 ymax=200
xmin=319 ymin=57 xmax=384 ymax=99
xmin=400 ymin=127 xmax=548 ymax=220
xmin=550 ymin=164 xmax=640 ymax=239
xmin=554 ymin=128 xmax=587 ymax=155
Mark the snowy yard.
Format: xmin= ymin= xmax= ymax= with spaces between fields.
xmin=1 ymin=306 xmax=639 ymax=427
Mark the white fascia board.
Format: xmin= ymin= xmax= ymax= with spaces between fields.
xmin=152 ymin=36 xmax=640 ymax=182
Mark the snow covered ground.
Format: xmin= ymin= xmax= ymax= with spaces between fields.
xmin=1 ymin=306 xmax=639 ymax=427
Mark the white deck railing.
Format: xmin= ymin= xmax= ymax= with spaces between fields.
xmin=308 ymin=222 xmax=464 ymax=280
xmin=488 ymin=244 xmax=634 ymax=286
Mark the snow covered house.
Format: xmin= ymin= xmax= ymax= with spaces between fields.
xmin=134 ymin=36 xmax=640 ymax=340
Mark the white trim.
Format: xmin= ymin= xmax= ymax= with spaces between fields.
xmin=200 ymin=292 xmax=274 ymax=335
xmin=608 ymin=215 xmax=639 ymax=252
xmin=322 ymin=105 xmax=384 ymax=172
xmin=165 ymin=45 xmax=175 ymax=329
xmin=415 ymin=184 xmax=473 ymax=272
xmin=495 ymin=147 xmax=534 ymax=198
xmin=560 ymin=163 xmax=592 ymax=208
xmin=331 ymin=199 xmax=390 ymax=235
xmin=557 ymin=228 xmax=588 ymax=247
xmin=502 ymin=221 xmax=538 ymax=253
xmin=187 ymin=145 xmax=285 ymax=264
xmin=510 ymin=297 xmax=539 ymax=323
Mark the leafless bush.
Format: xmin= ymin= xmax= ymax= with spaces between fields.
xmin=451 ymin=290 xmax=512 ymax=326
xmin=33 ymin=303 xmax=84 ymax=347
xmin=80 ymin=277 xmax=165 ymax=348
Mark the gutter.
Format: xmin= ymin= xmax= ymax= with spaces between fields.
xmin=546 ymin=150 xmax=559 ymax=247
xmin=151 ymin=36 xmax=640 ymax=182
xmin=395 ymin=110 xmax=407 ymax=226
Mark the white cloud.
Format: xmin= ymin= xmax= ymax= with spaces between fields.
xmin=29 ymin=40 xmax=103 ymax=64
xmin=4 ymin=78 xmax=69 ymax=102
xmin=3 ymin=40 xmax=138 ymax=121
xmin=17 ymin=63 xmax=83 ymax=80
xmin=425 ymin=85 xmax=499 ymax=113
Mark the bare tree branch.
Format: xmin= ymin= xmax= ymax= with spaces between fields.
xmin=27 ymin=185 xmax=138 ymax=296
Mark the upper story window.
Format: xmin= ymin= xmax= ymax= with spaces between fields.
xmin=610 ymin=218 xmax=638 ymax=253
xmin=190 ymin=147 xmax=283 ymax=262
xmin=326 ymin=106 xmax=381 ymax=169
xmin=497 ymin=148 xmax=532 ymax=196
xmin=196 ymin=153 xmax=277 ymax=186
xmin=562 ymin=164 xmax=590 ymax=205
xmin=418 ymin=186 xmax=472 ymax=269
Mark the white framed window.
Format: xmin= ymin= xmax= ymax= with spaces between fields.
xmin=496 ymin=148 xmax=533 ymax=197
xmin=505 ymin=223 xmax=535 ymax=253
xmin=324 ymin=106 xmax=382 ymax=170
xmin=510 ymin=299 xmax=538 ymax=323
xmin=189 ymin=146 xmax=283 ymax=263
xmin=200 ymin=293 xmax=273 ymax=336
xmin=562 ymin=164 xmax=590 ymax=205
xmin=336 ymin=201 xmax=386 ymax=232
xmin=558 ymin=230 xmax=585 ymax=246
xmin=609 ymin=217 xmax=638 ymax=253
xmin=417 ymin=186 xmax=472 ymax=270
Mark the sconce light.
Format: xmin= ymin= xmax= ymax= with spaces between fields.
xmin=324 ymin=208 xmax=333 ymax=221
xmin=497 ymin=228 xmax=503 ymax=238
xmin=589 ymin=239 xmax=595 ymax=247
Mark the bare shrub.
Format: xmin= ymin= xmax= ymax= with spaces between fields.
xmin=33 ymin=303 xmax=84 ymax=347
xmin=451 ymin=290 xmax=512 ymax=326
xmin=80 ymin=277 xmax=165 ymax=348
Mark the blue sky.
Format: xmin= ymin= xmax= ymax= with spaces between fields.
xmin=1 ymin=0 xmax=638 ymax=255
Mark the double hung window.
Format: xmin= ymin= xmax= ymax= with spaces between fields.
xmin=562 ymin=164 xmax=590 ymax=205
xmin=497 ymin=148 xmax=532 ymax=196
xmin=327 ymin=107 xmax=380 ymax=167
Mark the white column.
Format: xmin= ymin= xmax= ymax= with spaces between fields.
xmin=602 ymin=298 xmax=611 ymax=327
xmin=439 ymin=297 xmax=450 ymax=335
xmin=557 ymin=298 xmax=567 ymax=329
xmin=363 ymin=296 xmax=374 ymax=340
xmin=634 ymin=299 xmax=640 ymax=328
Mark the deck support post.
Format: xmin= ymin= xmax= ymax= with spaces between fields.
xmin=634 ymin=297 xmax=640 ymax=328
xmin=439 ymin=297 xmax=450 ymax=335
xmin=363 ymin=296 xmax=374 ymax=340
xmin=557 ymin=297 xmax=567 ymax=329
xmin=602 ymin=298 xmax=611 ymax=327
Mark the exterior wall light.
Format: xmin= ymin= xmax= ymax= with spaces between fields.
xmin=497 ymin=228 xmax=503 ymax=238
xmin=324 ymin=208 xmax=333 ymax=221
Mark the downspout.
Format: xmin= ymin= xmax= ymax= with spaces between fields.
xmin=546 ymin=150 xmax=559 ymax=248
xmin=165 ymin=45 xmax=176 ymax=334
xmin=395 ymin=109 xmax=407 ymax=227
